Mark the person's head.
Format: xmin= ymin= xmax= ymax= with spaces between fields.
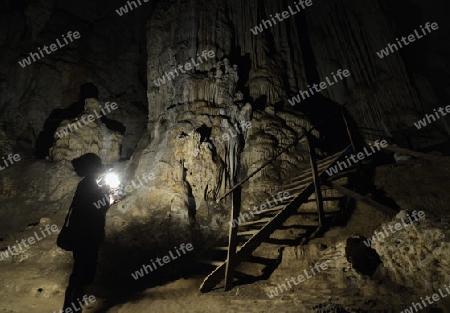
xmin=78 ymin=82 xmax=98 ymax=101
xmin=71 ymin=153 xmax=104 ymax=178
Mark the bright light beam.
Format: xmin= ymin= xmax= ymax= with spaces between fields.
xmin=104 ymin=172 xmax=120 ymax=188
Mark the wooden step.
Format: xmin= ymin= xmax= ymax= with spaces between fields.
xmin=283 ymin=180 xmax=311 ymax=192
xmin=282 ymin=161 xmax=337 ymax=188
xmin=280 ymin=152 xmax=342 ymax=184
xmin=281 ymin=177 xmax=312 ymax=193
xmin=325 ymin=167 xmax=358 ymax=181
xmin=199 ymin=149 xmax=348 ymax=293
xmin=252 ymin=204 xmax=286 ymax=215
xmin=295 ymin=210 xmax=340 ymax=216
xmin=238 ymin=217 xmax=272 ymax=227
xmin=237 ymin=230 xmax=259 ymax=236
xmin=284 ymin=158 xmax=334 ymax=182
xmin=306 ymin=196 xmax=343 ymax=202
xmin=200 ymin=178 xmax=318 ymax=292
xmin=211 ymin=246 xmax=243 ymax=252
xmin=211 ymin=246 xmax=229 ymax=251
xmin=198 ymin=259 xmax=224 ymax=267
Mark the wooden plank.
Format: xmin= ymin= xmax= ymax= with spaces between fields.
xmin=306 ymin=132 xmax=325 ymax=228
xmin=342 ymin=110 xmax=356 ymax=153
xmin=237 ymin=230 xmax=259 ymax=236
xmin=252 ymin=204 xmax=286 ymax=215
xmin=283 ymin=177 xmax=312 ymax=190
xmin=329 ymin=182 xmax=397 ymax=215
xmin=198 ymin=260 xmax=224 ymax=266
xmin=238 ymin=217 xmax=272 ymax=227
xmin=224 ymin=187 xmax=240 ymax=291
xmin=285 ymin=157 xmax=340 ymax=185
xmin=211 ymin=246 xmax=231 ymax=251
xmin=306 ymin=196 xmax=343 ymax=202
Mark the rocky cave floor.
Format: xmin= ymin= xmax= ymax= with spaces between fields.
xmin=1 ymin=147 xmax=450 ymax=313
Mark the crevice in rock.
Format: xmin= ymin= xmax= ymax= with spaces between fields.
xmin=345 ymin=236 xmax=382 ymax=276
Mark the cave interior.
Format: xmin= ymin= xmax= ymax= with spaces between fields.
xmin=0 ymin=0 xmax=450 ymax=312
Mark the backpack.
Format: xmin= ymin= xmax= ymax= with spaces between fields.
xmin=56 ymin=206 xmax=76 ymax=251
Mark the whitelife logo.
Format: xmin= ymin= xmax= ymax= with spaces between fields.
xmin=250 ymin=0 xmax=313 ymax=35
xmin=0 ymin=153 xmax=21 ymax=172
xmin=400 ymin=284 xmax=450 ymax=313
xmin=363 ymin=211 xmax=425 ymax=247
xmin=131 ymin=243 xmax=193 ymax=280
xmin=376 ymin=22 xmax=439 ymax=59
xmin=55 ymin=102 xmax=118 ymax=139
xmin=266 ymin=260 xmax=329 ymax=298
xmin=288 ymin=69 xmax=350 ymax=106
xmin=153 ymin=50 xmax=215 ymax=87
xmin=325 ymin=140 xmax=387 ymax=177
xmin=18 ymin=31 xmax=81 ymax=68
xmin=0 ymin=224 xmax=59 ymax=261
xmin=414 ymin=105 xmax=450 ymax=129
xmin=230 ymin=192 xmax=291 ymax=228
xmin=115 ymin=0 xmax=149 ymax=16
xmin=52 ymin=295 xmax=96 ymax=313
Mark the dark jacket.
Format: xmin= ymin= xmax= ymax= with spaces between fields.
xmin=69 ymin=175 xmax=110 ymax=246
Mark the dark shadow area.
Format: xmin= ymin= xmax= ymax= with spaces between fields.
xmin=300 ymin=95 xmax=351 ymax=154
xmin=101 ymin=116 xmax=126 ymax=134
xmin=381 ymin=0 xmax=449 ymax=116
xmin=300 ymin=94 xmax=367 ymax=156
xmin=196 ymin=124 xmax=212 ymax=142
xmin=345 ymin=236 xmax=382 ymax=276
xmin=227 ymin=46 xmax=252 ymax=99
xmin=94 ymin=238 xmax=212 ymax=312
xmin=290 ymin=5 xmax=366 ymax=156
xmin=232 ymin=247 xmax=284 ymax=287
xmin=350 ymin=151 xmax=401 ymax=214
xmin=253 ymin=95 xmax=267 ymax=112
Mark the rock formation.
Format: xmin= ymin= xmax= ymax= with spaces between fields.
xmin=50 ymin=98 xmax=123 ymax=165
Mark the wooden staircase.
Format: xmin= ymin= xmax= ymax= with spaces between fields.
xmin=196 ymin=104 xmax=417 ymax=292
xmin=197 ymin=105 xmax=363 ymax=293
xmin=199 ymin=149 xmax=350 ymax=292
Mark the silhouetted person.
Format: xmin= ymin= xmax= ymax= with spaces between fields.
xmin=62 ymin=153 xmax=116 ymax=312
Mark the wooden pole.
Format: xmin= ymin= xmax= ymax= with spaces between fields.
xmin=305 ymin=132 xmax=325 ymax=228
xmin=224 ymin=186 xmax=240 ymax=290
xmin=342 ymin=109 xmax=356 ymax=152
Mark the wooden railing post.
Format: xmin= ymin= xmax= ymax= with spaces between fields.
xmin=305 ymin=131 xmax=325 ymax=229
xmin=341 ymin=108 xmax=356 ymax=153
xmin=224 ymin=186 xmax=241 ymax=290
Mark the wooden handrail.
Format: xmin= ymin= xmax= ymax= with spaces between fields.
xmin=216 ymin=102 xmax=350 ymax=203
xmin=216 ymin=135 xmax=303 ymax=203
